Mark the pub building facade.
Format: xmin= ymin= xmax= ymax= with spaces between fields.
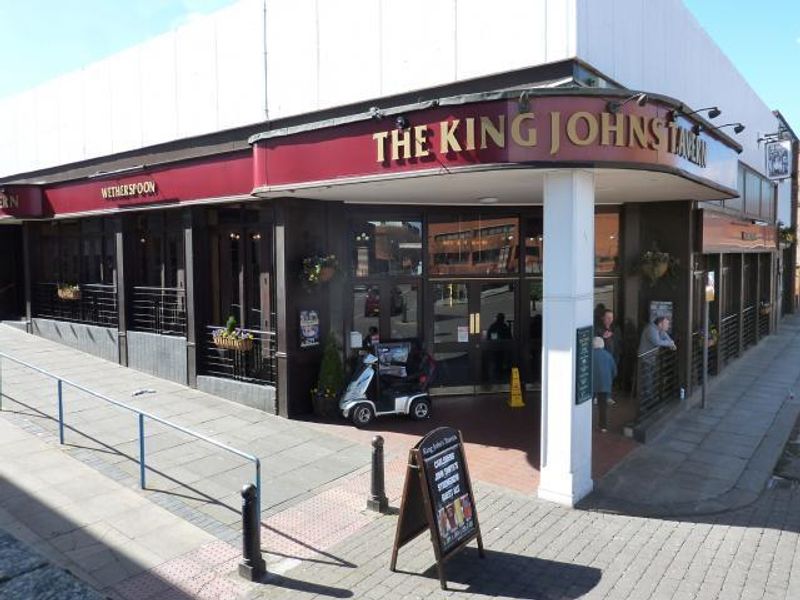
xmin=0 ymin=1 xmax=791 ymax=506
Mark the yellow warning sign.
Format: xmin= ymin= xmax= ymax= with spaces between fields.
xmin=508 ymin=367 xmax=525 ymax=408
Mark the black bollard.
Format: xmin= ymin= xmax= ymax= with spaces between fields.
xmin=238 ymin=483 xmax=267 ymax=581
xmin=367 ymin=435 xmax=389 ymax=513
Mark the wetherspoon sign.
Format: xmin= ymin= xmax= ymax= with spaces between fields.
xmin=390 ymin=427 xmax=484 ymax=590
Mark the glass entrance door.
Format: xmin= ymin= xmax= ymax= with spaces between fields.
xmin=430 ymin=280 xmax=517 ymax=390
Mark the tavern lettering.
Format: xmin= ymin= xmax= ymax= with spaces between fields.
xmin=0 ymin=192 xmax=20 ymax=209
xmin=372 ymin=111 xmax=708 ymax=168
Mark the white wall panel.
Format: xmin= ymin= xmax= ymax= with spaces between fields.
xmin=456 ymin=0 xmax=548 ymax=80
xmin=109 ymin=46 xmax=143 ymax=154
xmin=175 ymin=15 xmax=219 ymax=138
xmin=34 ymin=84 xmax=61 ymax=168
xmin=545 ymin=0 xmax=576 ymax=63
xmin=0 ymin=98 xmax=19 ymax=174
xmin=317 ymin=0 xmax=381 ymax=109
xmin=215 ymin=0 xmax=266 ymax=129
xmin=265 ymin=0 xmax=318 ymax=118
xmin=81 ymin=60 xmax=113 ymax=160
xmin=54 ymin=74 xmax=86 ymax=165
xmin=576 ymin=0 xmax=782 ymax=175
xmin=139 ymin=33 xmax=179 ymax=148
xmin=379 ymin=0 xmax=456 ymax=97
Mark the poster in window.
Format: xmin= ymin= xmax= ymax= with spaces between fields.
xmin=299 ymin=310 xmax=320 ymax=348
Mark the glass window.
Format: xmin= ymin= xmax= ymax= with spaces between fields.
xmin=432 ymin=283 xmax=468 ymax=343
xmin=390 ymin=284 xmax=419 ymax=340
xmin=595 ymin=212 xmax=620 ymax=274
xmin=525 ymin=210 xmax=619 ymax=275
xmin=761 ymin=179 xmax=774 ymax=220
xmin=351 ymin=219 xmax=422 ymax=277
xmin=528 ymin=280 xmax=543 ymax=383
xmin=353 ymin=284 xmax=380 ymax=345
xmin=745 ymin=170 xmax=761 ymax=216
xmin=429 ymin=215 xmax=519 ymax=276
xmin=524 ymin=214 xmax=544 ymax=274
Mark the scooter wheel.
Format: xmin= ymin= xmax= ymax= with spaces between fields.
xmin=409 ymin=397 xmax=431 ymax=420
xmin=351 ymin=403 xmax=374 ymax=427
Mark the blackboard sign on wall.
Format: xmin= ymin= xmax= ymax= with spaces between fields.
xmin=390 ymin=427 xmax=484 ymax=589
xmin=575 ymin=326 xmax=593 ymax=405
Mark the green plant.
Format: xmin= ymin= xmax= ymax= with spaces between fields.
xmin=311 ymin=335 xmax=345 ymax=418
xmin=638 ymin=244 xmax=678 ymax=286
xmin=301 ymin=254 xmax=339 ymax=289
xmin=778 ymin=222 xmax=795 ymax=245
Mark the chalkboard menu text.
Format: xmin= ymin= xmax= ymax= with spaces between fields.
xmin=575 ymin=326 xmax=593 ymax=404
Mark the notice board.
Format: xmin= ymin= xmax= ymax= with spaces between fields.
xmin=390 ymin=427 xmax=484 ymax=589
xmin=575 ymin=325 xmax=593 ymax=405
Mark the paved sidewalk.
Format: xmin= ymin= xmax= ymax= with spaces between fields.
xmin=0 ymin=418 xmax=253 ymax=599
xmin=589 ymin=314 xmax=800 ymax=517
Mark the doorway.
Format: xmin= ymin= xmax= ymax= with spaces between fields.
xmin=430 ymin=280 xmax=517 ymax=391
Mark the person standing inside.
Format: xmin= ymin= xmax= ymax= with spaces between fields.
xmin=595 ymin=309 xmax=622 ymax=365
xmin=593 ymin=336 xmax=617 ymax=432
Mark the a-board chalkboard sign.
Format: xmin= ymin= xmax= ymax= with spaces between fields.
xmin=575 ymin=325 xmax=593 ymax=405
xmin=390 ymin=427 xmax=484 ymax=589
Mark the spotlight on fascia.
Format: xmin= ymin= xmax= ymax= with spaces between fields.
xmin=478 ymin=197 xmax=499 ymax=205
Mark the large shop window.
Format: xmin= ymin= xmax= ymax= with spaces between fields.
xmin=33 ymin=219 xmax=118 ymax=327
xmin=524 ymin=209 xmax=620 ymax=275
xmin=350 ymin=219 xmax=422 ymax=277
xmin=429 ymin=215 xmax=519 ymax=276
xmin=131 ymin=211 xmax=186 ymax=336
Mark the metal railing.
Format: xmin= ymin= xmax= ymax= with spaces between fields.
xmin=131 ymin=286 xmax=187 ymax=336
xmin=635 ymin=346 xmax=679 ymax=423
xmin=758 ymin=306 xmax=771 ymax=338
xmin=0 ymin=352 xmax=261 ymax=514
xmin=33 ymin=282 xmax=118 ymax=328
xmin=742 ymin=306 xmax=757 ymax=349
xmin=720 ymin=313 xmax=739 ymax=364
xmin=691 ymin=331 xmax=716 ymax=387
xmin=202 ymin=326 xmax=277 ymax=386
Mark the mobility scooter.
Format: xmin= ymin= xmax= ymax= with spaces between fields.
xmin=340 ymin=340 xmax=435 ymax=427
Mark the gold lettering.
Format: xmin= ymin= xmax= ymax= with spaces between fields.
xmin=372 ymin=131 xmax=388 ymax=162
xmin=479 ymin=115 xmax=505 ymax=149
xmin=648 ymin=118 xmax=667 ymax=150
xmin=510 ymin=112 xmax=537 ymax=147
xmin=566 ymin=111 xmax=599 ymax=146
xmin=698 ymin=140 xmax=707 ymax=167
xmin=676 ymin=128 xmax=687 ymax=158
xmin=464 ymin=118 xmax=476 ymax=151
xmin=391 ymin=129 xmax=412 ymax=160
xmin=668 ymin=122 xmax=679 ymax=153
xmin=601 ymin=112 xmax=625 ymax=146
xmin=101 ymin=187 xmax=110 ymax=199
xmin=413 ymin=125 xmax=429 ymax=157
xmin=628 ymin=114 xmax=649 ymax=148
xmin=440 ymin=119 xmax=462 ymax=153
xmin=550 ymin=112 xmax=561 ymax=155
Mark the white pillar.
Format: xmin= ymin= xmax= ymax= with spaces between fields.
xmin=538 ymin=169 xmax=595 ymax=506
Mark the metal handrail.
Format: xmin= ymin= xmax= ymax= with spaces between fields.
xmin=0 ymin=351 xmax=261 ymax=514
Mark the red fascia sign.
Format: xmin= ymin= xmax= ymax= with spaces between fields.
xmin=252 ymin=96 xmax=740 ymax=194
xmin=0 ymin=185 xmax=44 ymax=219
xmin=44 ymin=152 xmax=253 ymax=217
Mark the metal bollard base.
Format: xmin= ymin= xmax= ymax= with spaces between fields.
xmin=238 ymin=558 xmax=267 ymax=582
xmin=367 ymin=496 xmax=389 ymax=513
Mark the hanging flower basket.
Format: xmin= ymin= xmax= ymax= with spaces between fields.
xmin=57 ymin=285 xmax=81 ymax=301
xmin=213 ymin=335 xmax=254 ymax=352
xmin=212 ymin=316 xmax=255 ymax=352
xmin=638 ymin=245 xmax=676 ymax=286
xmin=301 ymin=254 xmax=339 ymax=289
xmin=640 ymin=260 xmax=669 ymax=282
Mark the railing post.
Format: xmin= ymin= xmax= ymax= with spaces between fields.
xmin=238 ymin=483 xmax=266 ymax=581
xmin=57 ymin=379 xmax=64 ymax=444
xmin=367 ymin=435 xmax=389 ymax=513
xmin=139 ymin=413 xmax=146 ymax=489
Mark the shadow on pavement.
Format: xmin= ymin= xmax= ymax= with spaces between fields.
xmin=263 ymin=572 xmax=353 ymax=597
xmin=0 ymin=476 xmax=184 ymax=598
xmin=397 ymin=547 xmax=601 ymax=599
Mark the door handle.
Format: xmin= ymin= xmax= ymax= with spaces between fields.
xmin=475 ymin=312 xmax=480 ymax=334
xmin=469 ymin=313 xmax=476 ymax=335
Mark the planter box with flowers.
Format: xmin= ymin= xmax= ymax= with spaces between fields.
xmin=57 ymin=284 xmax=81 ymax=301
xmin=301 ymin=254 xmax=339 ymax=291
xmin=213 ymin=316 xmax=255 ymax=352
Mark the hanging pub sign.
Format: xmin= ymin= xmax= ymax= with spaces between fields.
xmin=765 ymin=140 xmax=791 ymax=180
xmin=299 ymin=309 xmax=320 ymax=348
xmin=575 ymin=326 xmax=593 ymax=405
xmin=390 ymin=427 xmax=484 ymax=590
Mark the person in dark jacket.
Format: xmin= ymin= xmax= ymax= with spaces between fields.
xmin=593 ymin=336 xmax=617 ymax=432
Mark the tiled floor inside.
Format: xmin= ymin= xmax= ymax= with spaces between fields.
xmin=304 ymin=390 xmax=639 ymax=494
